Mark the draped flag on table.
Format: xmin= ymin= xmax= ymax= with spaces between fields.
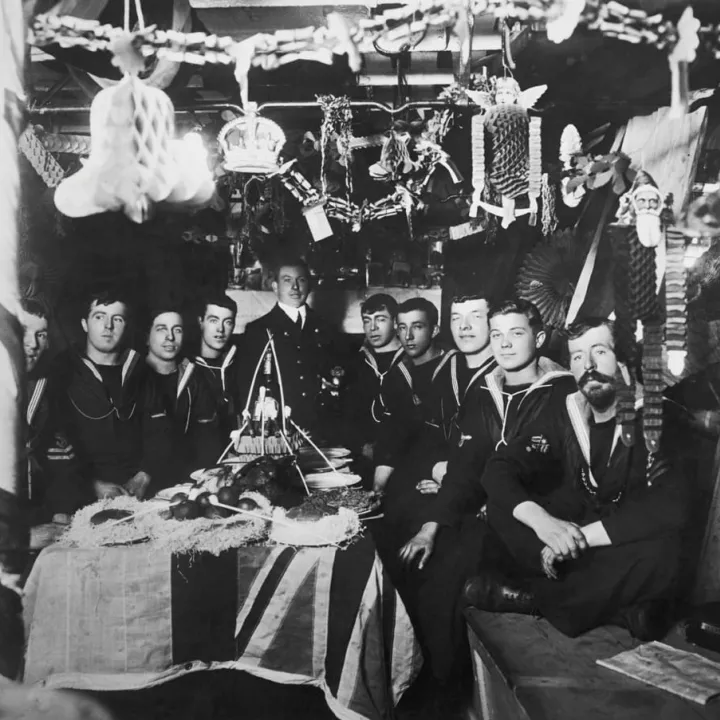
xmin=23 ymin=538 xmax=422 ymax=720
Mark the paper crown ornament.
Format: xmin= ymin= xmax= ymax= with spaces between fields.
xmin=217 ymin=103 xmax=286 ymax=175
xmin=54 ymin=75 xmax=215 ymax=223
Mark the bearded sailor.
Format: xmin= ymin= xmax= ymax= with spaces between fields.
xmin=465 ymin=316 xmax=688 ymax=643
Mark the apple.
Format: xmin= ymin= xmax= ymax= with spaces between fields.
xmin=173 ymin=501 xmax=201 ymax=520
xmin=237 ymin=498 xmax=259 ymax=513
xmin=196 ymin=492 xmax=212 ymax=508
xmin=217 ymin=486 xmax=240 ymax=507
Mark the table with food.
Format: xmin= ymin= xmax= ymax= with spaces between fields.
xmin=22 ymin=444 xmax=422 ymax=720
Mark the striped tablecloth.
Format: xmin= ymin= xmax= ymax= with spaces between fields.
xmin=23 ymin=537 xmax=422 ymax=720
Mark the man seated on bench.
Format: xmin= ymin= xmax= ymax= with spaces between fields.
xmin=465 ymin=317 xmax=689 ymax=641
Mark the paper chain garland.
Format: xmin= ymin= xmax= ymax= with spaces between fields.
xmin=665 ymin=226 xmax=688 ymax=373
xmin=277 ymin=160 xmax=406 ymax=232
xmin=18 ymin=126 xmax=65 ymax=188
xmin=30 ymin=1 xmax=720 ymax=74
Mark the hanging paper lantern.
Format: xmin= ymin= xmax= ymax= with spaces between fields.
xmin=515 ymin=229 xmax=581 ymax=328
xmin=467 ymin=78 xmax=546 ymax=228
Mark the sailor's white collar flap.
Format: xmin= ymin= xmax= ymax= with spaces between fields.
xmin=195 ymin=344 xmax=237 ymax=371
xmin=222 ymin=344 xmax=237 ymax=371
xmin=81 ymin=348 xmax=138 ymax=387
xmin=27 ymin=377 xmax=47 ymax=426
xmin=177 ymin=359 xmax=195 ymax=399
xmin=121 ymin=349 xmax=139 ymax=386
xmin=565 ymin=391 xmax=625 ymax=488
xmin=465 ymin=356 xmax=497 ymax=399
xmin=432 ymin=348 xmax=456 ymax=383
xmin=360 ymin=345 xmax=404 ymax=379
xmin=485 ymin=358 xmax=572 ymax=417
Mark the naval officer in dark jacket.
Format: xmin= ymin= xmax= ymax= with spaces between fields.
xmin=238 ymin=257 xmax=343 ymax=438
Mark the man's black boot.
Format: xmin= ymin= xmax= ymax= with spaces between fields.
xmin=462 ymin=569 xmax=536 ymax=615
xmin=612 ymin=599 xmax=674 ymax=641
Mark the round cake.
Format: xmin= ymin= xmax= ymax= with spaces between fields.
xmin=270 ymin=500 xmax=361 ymax=547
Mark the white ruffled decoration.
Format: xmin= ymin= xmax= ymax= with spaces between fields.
xmin=54 ymin=75 xmax=215 ymax=223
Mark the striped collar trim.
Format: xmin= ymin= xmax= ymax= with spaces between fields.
xmin=27 ymin=377 xmax=47 ymax=425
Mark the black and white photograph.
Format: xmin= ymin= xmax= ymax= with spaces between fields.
xmin=3 ymin=0 xmax=720 ymax=718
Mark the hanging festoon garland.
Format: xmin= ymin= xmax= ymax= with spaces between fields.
xmin=30 ymin=2 xmax=717 ymax=118
xmin=540 ymin=174 xmax=558 ymax=236
xmin=271 ymin=104 xmax=464 ymax=240
xmin=317 ymin=95 xmax=354 ymax=201
xmin=18 ymin=125 xmax=65 ymax=188
xmin=367 ymin=115 xmax=463 ymax=238
xmin=665 ymin=226 xmax=688 ymax=378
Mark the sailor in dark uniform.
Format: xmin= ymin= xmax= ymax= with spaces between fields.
xmin=20 ymin=298 xmax=78 ymax=527
xmin=54 ymin=289 xmax=147 ymax=507
xmin=466 ymin=317 xmax=689 ymax=643
xmin=382 ymin=294 xmax=498 ymax=544
xmin=373 ymin=298 xmax=446 ymax=492
xmin=141 ymin=308 xmax=221 ymax=493
xmin=194 ymin=293 xmax=241 ymax=439
xmin=343 ymin=293 xmax=406 ymax=459
xmin=238 ymin=257 xmax=342 ymax=439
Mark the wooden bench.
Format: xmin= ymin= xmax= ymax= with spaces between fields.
xmin=465 ymin=609 xmax=720 ymax=720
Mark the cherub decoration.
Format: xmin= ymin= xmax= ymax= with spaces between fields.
xmin=467 ymin=77 xmax=547 ymax=229
xmin=614 ymin=171 xmax=673 ymax=248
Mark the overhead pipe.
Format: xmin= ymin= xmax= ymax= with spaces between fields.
xmin=29 ymin=98 xmax=473 ymax=117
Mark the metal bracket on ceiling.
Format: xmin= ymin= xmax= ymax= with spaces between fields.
xmin=29 ymin=99 xmax=473 ymax=117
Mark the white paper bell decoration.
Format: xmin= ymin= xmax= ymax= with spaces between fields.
xmin=54 ymin=75 xmax=215 ymax=223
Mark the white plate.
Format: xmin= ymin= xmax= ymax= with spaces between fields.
xmin=297 ymin=447 xmax=352 ymax=459
xmin=302 ymin=472 xmax=362 ymax=489
xmin=297 ymin=457 xmax=352 ymax=472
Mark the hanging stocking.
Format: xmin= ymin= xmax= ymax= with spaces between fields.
xmin=611 ymin=231 xmax=639 ymax=446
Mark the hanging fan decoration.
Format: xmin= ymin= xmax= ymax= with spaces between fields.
xmin=515 ymin=229 xmax=581 ymax=329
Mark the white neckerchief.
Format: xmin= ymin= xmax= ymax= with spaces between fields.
xmin=277 ymin=302 xmax=307 ymax=327
xmin=361 ymin=345 xmax=404 ymax=381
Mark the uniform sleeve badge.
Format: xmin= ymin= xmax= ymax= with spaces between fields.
xmin=54 ymin=433 xmax=70 ymax=451
xmin=526 ymin=434 xmax=550 ymax=454
xmin=458 ymin=433 xmax=473 ymax=447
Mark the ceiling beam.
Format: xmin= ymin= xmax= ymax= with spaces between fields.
xmin=357 ymin=72 xmax=454 ymax=86
xmin=191 ymin=0 xmax=399 ymax=6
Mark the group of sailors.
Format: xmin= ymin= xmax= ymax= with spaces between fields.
xmin=342 ymin=288 xmax=699 ymax=698
xmin=21 ymin=254 xmax=704 ymax=697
